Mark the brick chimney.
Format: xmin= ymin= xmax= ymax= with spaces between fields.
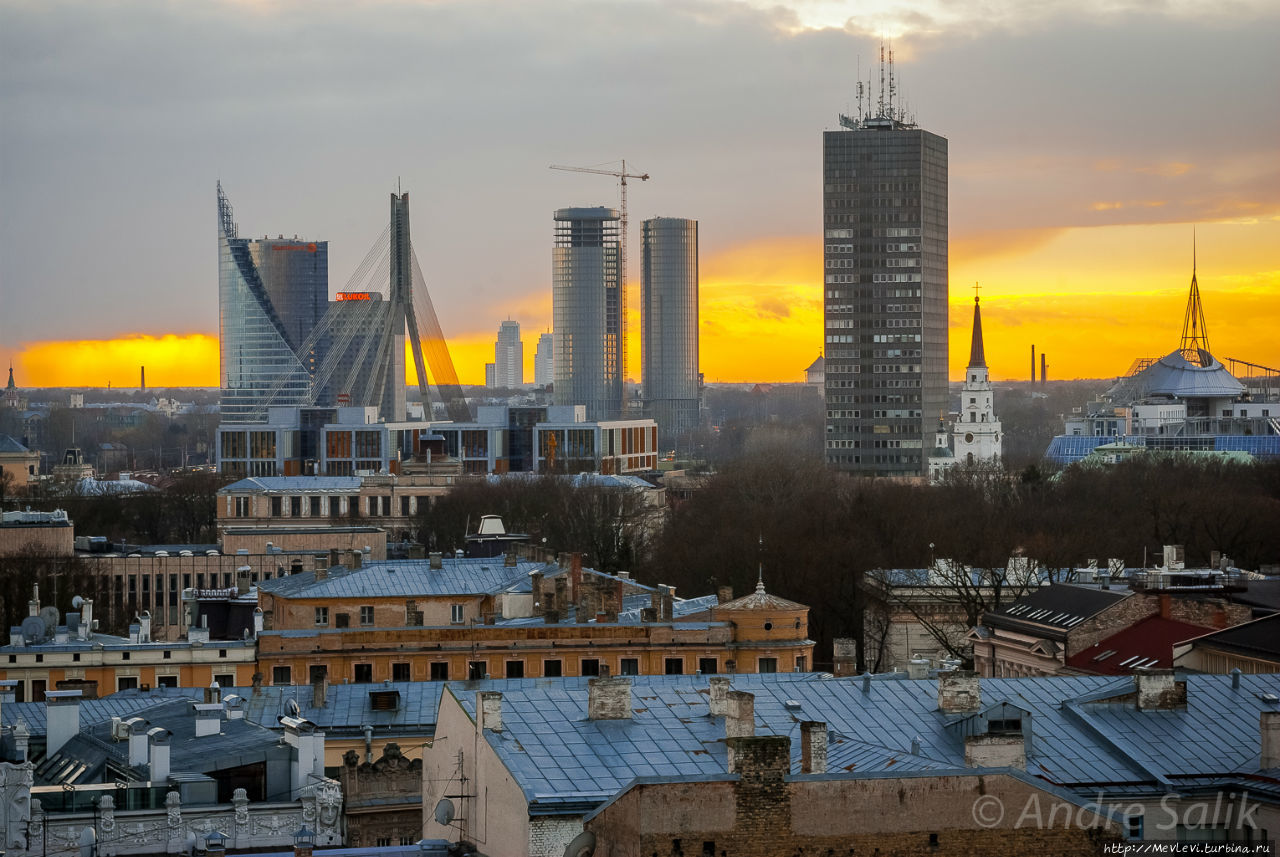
xmin=587 ymin=676 xmax=632 ymax=720
xmin=328 ymin=548 xmax=341 ymax=568
xmin=478 ymin=691 xmax=503 ymax=732
xmin=1135 ymin=669 xmax=1187 ymax=711
xmin=530 ymin=571 xmax=544 ymax=617
xmin=938 ymin=670 xmax=981 ymax=714
xmin=965 ymin=733 xmax=1027 ymax=769
xmin=504 ymin=551 xmax=517 ymax=567
xmin=660 ymin=586 xmax=674 ymax=621
xmin=312 ymin=677 xmax=327 ymax=708
xmin=800 ymin=721 xmax=827 ymax=774
xmin=1262 ymin=711 xmax=1280 ymax=770
xmin=570 ymin=552 xmax=583 ymax=600
xmin=429 ymin=551 xmax=443 ymax=569
xmin=717 ymin=586 xmax=734 ymax=605
xmin=708 ymin=677 xmax=731 ymax=716
xmin=236 ymin=565 xmax=251 ymax=596
xmin=727 ymin=734 xmax=789 ymax=778
xmin=725 ymin=690 xmax=755 ymax=738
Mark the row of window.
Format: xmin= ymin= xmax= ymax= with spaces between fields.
xmin=232 ymin=494 xmax=429 ymax=518
xmin=314 ymin=604 xmax=466 ymax=627
xmin=271 ymin=654 xmax=805 ymax=685
xmin=8 ymin=672 xmax=238 ymax=703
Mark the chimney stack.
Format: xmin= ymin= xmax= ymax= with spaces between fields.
xmin=126 ymin=717 xmax=149 ymax=766
xmin=530 ymin=571 xmax=544 ymax=616
xmin=148 ymin=727 xmax=172 ymax=782
xmin=938 ymin=670 xmax=981 ymax=714
xmin=478 ymin=691 xmax=503 ymax=732
xmin=708 ymin=677 xmax=731 ymax=716
xmin=587 ymin=676 xmax=633 ymax=720
xmin=1261 ymin=711 xmax=1280 ymax=770
xmin=725 ymin=690 xmax=755 ymax=738
xmin=1135 ymin=669 xmax=1187 ymax=710
xmin=727 ymin=734 xmax=789 ymax=778
xmin=717 ymin=586 xmax=734 ymax=604
xmin=800 ymin=721 xmax=828 ymax=774
xmin=312 ymin=677 xmax=327 ymax=708
xmin=194 ymin=702 xmax=222 ymax=737
xmin=80 ymin=598 xmax=94 ymax=641
xmin=45 ymin=689 xmax=83 ymax=756
xmin=236 ymin=565 xmax=252 ymax=596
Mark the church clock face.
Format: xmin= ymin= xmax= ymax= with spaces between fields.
xmin=965 ymin=432 xmax=974 ymax=443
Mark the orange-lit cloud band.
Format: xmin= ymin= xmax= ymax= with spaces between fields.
xmin=8 ymin=220 xmax=1278 ymax=388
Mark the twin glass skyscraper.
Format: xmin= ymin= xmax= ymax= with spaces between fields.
xmin=642 ymin=217 xmax=699 ymax=449
xmin=552 ymin=207 xmax=624 ymax=420
xmin=822 ymin=115 xmax=949 ymax=476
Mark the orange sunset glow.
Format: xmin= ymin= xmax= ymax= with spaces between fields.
xmin=9 ymin=218 xmax=1279 ymax=389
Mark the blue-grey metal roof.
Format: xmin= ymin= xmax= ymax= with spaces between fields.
xmin=258 ymin=557 xmax=556 ymax=599
xmin=1127 ymin=350 xmax=1246 ymax=399
xmin=219 ymin=476 xmax=363 ymax=495
xmin=3 ymin=682 xmax=447 ymax=739
xmin=442 ymin=672 xmax=1280 ymax=812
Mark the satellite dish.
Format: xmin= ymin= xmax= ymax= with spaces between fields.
xmin=564 ymin=830 xmax=596 ymax=857
xmin=40 ymin=605 xmax=62 ymax=633
xmin=72 ymin=595 xmax=85 ymax=609
xmin=21 ymin=616 xmax=46 ymax=643
xmin=433 ymin=798 xmax=455 ymax=826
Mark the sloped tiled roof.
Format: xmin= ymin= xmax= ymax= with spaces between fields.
xmin=1066 ymin=615 xmax=1213 ymax=675
xmin=447 ymin=672 xmax=1280 ymax=813
xmin=984 ymin=583 xmax=1129 ymax=638
xmin=0 ymin=434 xmax=32 ymax=453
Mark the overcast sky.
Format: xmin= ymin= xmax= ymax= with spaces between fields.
xmin=2 ymin=0 xmax=1277 ymax=384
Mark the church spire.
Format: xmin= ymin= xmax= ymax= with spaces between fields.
xmin=6 ymin=363 xmax=14 ymax=390
xmin=967 ymin=296 xmax=987 ymax=369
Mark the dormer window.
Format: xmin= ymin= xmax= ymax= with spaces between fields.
xmin=987 ymin=717 xmax=1022 ymax=735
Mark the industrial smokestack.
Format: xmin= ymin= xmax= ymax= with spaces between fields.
xmin=1041 ymin=354 xmax=1047 ymax=384
xmin=1031 ymin=345 xmax=1036 ymax=384
xmin=141 ymin=365 xmax=145 ymax=391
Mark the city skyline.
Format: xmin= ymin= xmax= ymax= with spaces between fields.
xmin=2 ymin=1 xmax=1278 ymax=388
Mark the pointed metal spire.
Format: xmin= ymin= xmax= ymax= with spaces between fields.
xmin=6 ymin=363 xmax=14 ymax=390
xmin=967 ymin=294 xmax=987 ymax=369
xmin=1178 ymin=228 xmax=1211 ymax=366
xmin=756 ymin=534 xmax=766 ymax=594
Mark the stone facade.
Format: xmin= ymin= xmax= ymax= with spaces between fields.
xmin=585 ymin=739 xmax=1125 ymax=856
xmin=340 ymin=743 xmax=423 ymax=848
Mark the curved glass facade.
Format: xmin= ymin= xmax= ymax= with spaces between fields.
xmin=218 ymin=185 xmax=326 ymax=423
xmin=552 ymin=207 xmax=622 ymax=421
xmin=641 ymin=217 xmax=699 ymax=448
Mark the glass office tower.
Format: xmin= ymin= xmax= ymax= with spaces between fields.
xmin=495 ymin=320 xmax=524 ymax=387
xmin=642 ymin=216 xmax=699 ymax=450
xmin=552 ymin=207 xmax=623 ymax=421
xmin=822 ymin=116 xmax=948 ymax=476
xmin=218 ymin=183 xmax=327 ymax=424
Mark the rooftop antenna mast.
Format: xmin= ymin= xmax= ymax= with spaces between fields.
xmin=888 ymin=45 xmax=897 ymax=121
xmin=878 ymin=43 xmax=886 ymax=118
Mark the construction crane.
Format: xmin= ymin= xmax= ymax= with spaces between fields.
xmin=549 ymin=161 xmax=650 ymax=386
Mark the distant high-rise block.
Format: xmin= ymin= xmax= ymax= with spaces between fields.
xmin=822 ymin=112 xmax=948 ymax=476
xmin=494 ymin=320 xmax=523 ymax=388
xmin=553 ymin=207 xmax=623 ymax=421
xmin=218 ymin=183 xmax=328 ymax=424
xmin=485 ymin=362 xmax=497 ymax=388
xmin=534 ymin=333 xmax=554 ymax=388
xmin=641 ymin=217 xmax=699 ymax=449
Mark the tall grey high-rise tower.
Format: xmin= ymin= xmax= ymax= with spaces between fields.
xmin=494 ymin=320 xmax=523 ymax=387
xmin=642 ymin=216 xmax=699 ymax=449
xmin=822 ymin=100 xmax=948 ymax=476
xmin=552 ymin=207 xmax=623 ymax=420
xmin=534 ymin=332 xmax=554 ymax=388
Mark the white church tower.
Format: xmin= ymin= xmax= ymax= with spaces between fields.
xmin=953 ymin=296 xmax=1002 ymax=465
xmin=929 ymin=296 xmax=1002 ymax=481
